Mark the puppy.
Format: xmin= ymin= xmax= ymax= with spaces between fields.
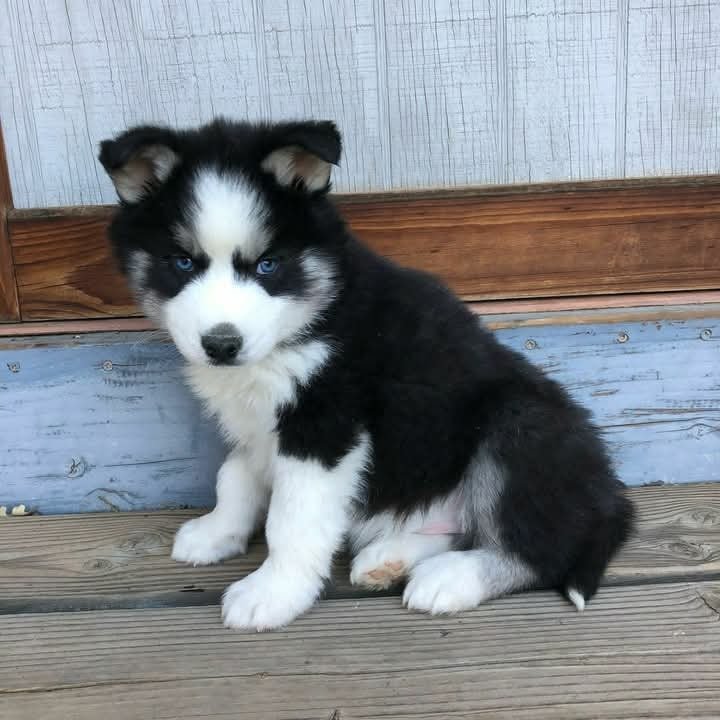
xmin=99 ymin=119 xmax=634 ymax=629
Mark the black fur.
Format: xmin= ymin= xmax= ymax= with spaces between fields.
xmin=101 ymin=118 xmax=635 ymax=607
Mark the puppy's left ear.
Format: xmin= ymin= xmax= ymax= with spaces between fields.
xmin=261 ymin=121 xmax=341 ymax=193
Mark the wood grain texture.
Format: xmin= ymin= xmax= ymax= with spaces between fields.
xmin=262 ymin=0 xmax=389 ymax=191
xmin=0 ymin=582 xmax=719 ymax=719
xmin=625 ymin=0 xmax=720 ymax=177
xmin=506 ymin=0 xmax=619 ymax=182
xmin=0 ymin=120 xmax=19 ymax=321
xmin=9 ymin=212 xmax=137 ymax=319
xmin=8 ymin=177 xmax=720 ymax=319
xmin=0 ymin=0 xmax=387 ymax=206
xmin=4 ymin=292 xmax=720 ymax=338
xmin=2 ymin=1 xmax=719 ymax=206
xmin=383 ymin=0 xmax=502 ymax=187
xmin=1 ymin=313 xmax=718 ymax=514
xmin=0 ymin=316 xmax=155 ymax=337
xmin=341 ymin=182 xmax=720 ymax=301
xmin=0 ymin=336 xmax=226 ymax=514
xmin=0 ymin=484 xmax=718 ymax=613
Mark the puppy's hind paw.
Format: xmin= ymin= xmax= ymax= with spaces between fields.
xmin=403 ymin=552 xmax=486 ymax=615
xmin=350 ymin=543 xmax=408 ymax=590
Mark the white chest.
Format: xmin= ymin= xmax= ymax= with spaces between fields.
xmin=184 ymin=340 xmax=331 ymax=448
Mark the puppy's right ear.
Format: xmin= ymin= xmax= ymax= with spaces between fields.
xmin=99 ymin=126 xmax=181 ymax=203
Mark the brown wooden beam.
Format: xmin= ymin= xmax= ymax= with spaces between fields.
xmin=0 ymin=120 xmax=20 ymax=321
xmin=8 ymin=209 xmax=137 ymax=320
xmin=7 ymin=176 xmax=720 ymax=321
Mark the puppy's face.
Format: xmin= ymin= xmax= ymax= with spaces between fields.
xmin=99 ymin=120 xmax=342 ymax=366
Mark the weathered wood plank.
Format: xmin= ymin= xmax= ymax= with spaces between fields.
xmin=8 ymin=177 xmax=720 ymax=319
xmin=0 ymin=484 xmax=718 ymax=613
xmin=3 ymin=1 xmax=718 ymax=207
xmin=496 ymin=316 xmax=720 ymax=486
xmin=4 ymin=292 xmax=720 ymax=338
xmin=342 ymin=182 xmax=720 ymax=301
xmin=506 ymin=0 xmax=619 ymax=182
xmin=0 ymin=582 xmax=718 ymax=719
xmin=10 ymin=212 xmax=137 ymax=319
xmin=0 ymin=336 xmax=226 ymax=513
xmin=626 ymin=0 xmax=720 ymax=177
xmin=0 ymin=0 xmax=385 ymax=207
xmin=1 ymin=313 xmax=718 ymax=514
xmin=0 ymin=119 xmax=19 ymax=321
xmin=262 ymin=0 xmax=389 ymax=191
xmin=383 ymin=0 xmax=502 ymax=187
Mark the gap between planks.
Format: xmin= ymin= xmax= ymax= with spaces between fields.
xmin=0 ymin=581 xmax=718 ymax=719
xmin=1 ymin=483 xmax=718 ymax=614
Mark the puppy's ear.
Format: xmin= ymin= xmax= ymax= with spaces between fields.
xmin=261 ymin=121 xmax=341 ymax=193
xmin=99 ymin=126 xmax=181 ymax=203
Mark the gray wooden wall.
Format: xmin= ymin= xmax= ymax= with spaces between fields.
xmin=1 ymin=0 xmax=718 ymax=208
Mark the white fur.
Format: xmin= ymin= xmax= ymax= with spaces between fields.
xmin=186 ymin=340 xmax=331 ymax=444
xmin=222 ymin=433 xmax=371 ymax=630
xmin=163 ymin=265 xmax=324 ymax=365
xmin=175 ymin=337 xmax=344 ymax=629
xmin=172 ymin=452 xmax=270 ymax=565
xmin=349 ymin=493 xmax=461 ymax=551
xmin=349 ymin=495 xmax=460 ymax=588
xmin=567 ymin=587 xmax=586 ymax=612
xmin=147 ymin=171 xmax=337 ymax=369
xmin=350 ymin=534 xmax=452 ymax=589
xmin=403 ymin=549 xmax=536 ymax=615
xmin=191 ymin=170 xmax=269 ymax=260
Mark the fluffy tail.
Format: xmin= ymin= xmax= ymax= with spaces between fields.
xmin=563 ymin=494 xmax=635 ymax=611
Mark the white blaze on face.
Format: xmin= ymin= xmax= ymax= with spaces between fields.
xmin=161 ymin=169 xmax=327 ymax=366
xmin=191 ymin=169 xmax=269 ymax=261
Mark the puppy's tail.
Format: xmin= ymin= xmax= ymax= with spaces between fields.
xmin=562 ymin=493 xmax=635 ymax=611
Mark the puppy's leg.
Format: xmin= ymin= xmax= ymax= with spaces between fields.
xmin=350 ymin=532 xmax=453 ymax=590
xmin=403 ymin=548 xmax=535 ymax=615
xmin=172 ymin=452 xmax=268 ymax=565
xmin=222 ymin=436 xmax=369 ymax=630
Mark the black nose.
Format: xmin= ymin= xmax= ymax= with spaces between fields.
xmin=201 ymin=324 xmax=243 ymax=364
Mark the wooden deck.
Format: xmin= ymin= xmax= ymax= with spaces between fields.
xmin=0 ymin=483 xmax=719 ymax=719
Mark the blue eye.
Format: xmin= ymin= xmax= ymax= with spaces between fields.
xmin=174 ymin=256 xmax=194 ymax=272
xmin=257 ymin=258 xmax=279 ymax=275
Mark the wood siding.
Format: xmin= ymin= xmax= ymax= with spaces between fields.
xmin=1 ymin=0 xmax=718 ymax=208
xmin=2 ymin=309 xmax=718 ymax=514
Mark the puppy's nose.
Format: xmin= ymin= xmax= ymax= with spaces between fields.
xmin=201 ymin=323 xmax=243 ymax=364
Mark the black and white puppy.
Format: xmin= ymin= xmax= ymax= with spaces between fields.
xmin=99 ymin=119 xmax=634 ymax=630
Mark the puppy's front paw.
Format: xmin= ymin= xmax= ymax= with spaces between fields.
xmin=171 ymin=514 xmax=247 ymax=566
xmin=222 ymin=564 xmax=320 ymax=631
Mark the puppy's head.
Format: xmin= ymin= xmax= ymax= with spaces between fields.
xmin=99 ymin=119 xmax=342 ymax=366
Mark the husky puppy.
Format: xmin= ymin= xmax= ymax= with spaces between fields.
xmin=99 ymin=119 xmax=634 ymax=629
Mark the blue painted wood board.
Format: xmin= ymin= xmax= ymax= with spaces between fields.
xmin=1 ymin=316 xmax=718 ymax=514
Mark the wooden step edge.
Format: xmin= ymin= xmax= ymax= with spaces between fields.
xmin=2 ymin=291 xmax=720 ymax=339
